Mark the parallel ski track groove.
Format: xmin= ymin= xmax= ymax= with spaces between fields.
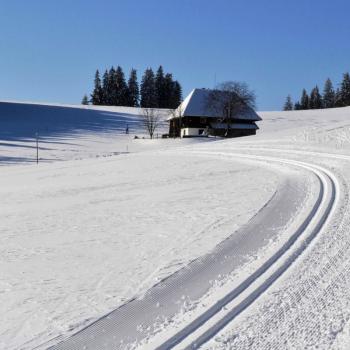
xmin=156 ymin=152 xmax=337 ymax=350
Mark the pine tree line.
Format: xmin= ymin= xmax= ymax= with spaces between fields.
xmin=283 ymin=72 xmax=350 ymax=111
xmin=85 ymin=65 xmax=182 ymax=109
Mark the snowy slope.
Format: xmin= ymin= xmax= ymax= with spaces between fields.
xmin=0 ymin=101 xmax=172 ymax=164
xmin=0 ymin=101 xmax=276 ymax=349
xmin=117 ymin=107 xmax=350 ymax=350
xmin=189 ymin=107 xmax=350 ymax=350
xmin=0 ymin=145 xmax=279 ymax=350
xmin=3 ymin=101 xmax=350 ymax=350
xmin=258 ymin=107 xmax=350 ymax=150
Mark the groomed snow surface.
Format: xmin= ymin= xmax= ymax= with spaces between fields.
xmin=1 ymin=101 xmax=350 ymax=349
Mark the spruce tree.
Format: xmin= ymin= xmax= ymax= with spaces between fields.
xmin=102 ymin=70 xmax=110 ymax=105
xmin=322 ymin=78 xmax=335 ymax=109
xmin=170 ymin=80 xmax=182 ymax=108
xmin=309 ymin=86 xmax=322 ymax=109
xmin=155 ymin=66 xmax=166 ymax=108
xmin=335 ymin=88 xmax=343 ymax=107
xmin=339 ymin=72 xmax=350 ymax=106
xmin=108 ymin=67 xmax=117 ymax=105
xmin=300 ymin=89 xmax=309 ymax=110
xmin=91 ymin=70 xmax=103 ymax=105
xmin=294 ymin=102 xmax=302 ymax=110
xmin=140 ymin=68 xmax=157 ymax=108
xmin=283 ymin=95 xmax=293 ymax=111
xmin=81 ymin=94 xmax=89 ymax=105
xmin=162 ymin=73 xmax=174 ymax=108
xmin=90 ymin=65 xmax=183 ymax=108
xmin=114 ymin=66 xmax=129 ymax=106
xmin=127 ymin=68 xmax=139 ymax=107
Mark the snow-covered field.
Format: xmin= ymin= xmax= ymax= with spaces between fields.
xmin=0 ymin=101 xmax=173 ymax=164
xmin=0 ymin=151 xmax=279 ymax=350
xmin=2 ymin=101 xmax=350 ymax=349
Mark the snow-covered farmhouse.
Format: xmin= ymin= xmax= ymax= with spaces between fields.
xmin=168 ymin=88 xmax=261 ymax=138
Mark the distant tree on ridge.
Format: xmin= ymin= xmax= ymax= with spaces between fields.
xmin=81 ymin=94 xmax=89 ymax=105
xmin=102 ymin=69 xmax=111 ymax=105
xmin=89 ymin=65 xmax=182 ymax=108
xmin=309 ymin=86 xmax=322 ymax=109
xmin=127 ymin=68 xmax=139 ymax=107
xmin=114 ymin=66 xmax=129 ymax=106
xmin=294 ymin=102 xmax=302 ymax=110
xmin=283 ymin=71 xmax=350 ymax=111
xmin=283 ymin=95 xmax=293 ymax=111
xmin=155 ymin=66 xmax=166 ymax=108
xmin=335 ymin=88 xmax=343 ymax=107
xmin=170 ymin=80 xmax=182 ymax=108
xmin=339 ymin=72 xmax=350 ymax=106
xmin=140 ymin=68 xmax=157 ymax=108
xmin=300 ymin=89 xmax=310 ymax=110
xmin=91 ymin=70 xmax=103 ymax=105
xmin=322 ymin=78 xmax=335 ymax=109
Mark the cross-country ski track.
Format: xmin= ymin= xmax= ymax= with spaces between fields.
xmin=48 ymin=148 xmax=339 ymax=350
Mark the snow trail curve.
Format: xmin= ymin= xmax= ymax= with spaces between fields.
xmin=48 ymin=152 xmax=331 ymax=350
xmin=154 ymin=153 xmax=338 ymax=350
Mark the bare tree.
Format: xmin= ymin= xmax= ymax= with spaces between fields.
xmin=206 ymin=81 xmax=256 ymax=136
xmin=142 ymin=108 xmax=161 ymax=139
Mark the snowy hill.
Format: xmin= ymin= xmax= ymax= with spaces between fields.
xmin=0 ymin=101 xmax=165 ymax=138
xmin=0 ymin=101 xmax=171 ymax=164
xmin=259 ymin=106 xmax=350 ymax=139
xmin=2 ymin=104 xmax=350 ymax=349
xmin=240 ymin=106 xmax=350 ymax=153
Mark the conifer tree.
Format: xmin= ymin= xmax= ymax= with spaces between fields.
xmin=309 ymin=86 xmax=322 ymax=109
xmin=283 ymin=95 xmax=293 ymax=111
xmin=140 ymin=68 xmax=157 ymax=108
xmin=81 ymin=94 xmax=89 ymax=105
xmin=300 ymin=89 xmax=310 ymax=110
xmin=322 ymin=78 xmax=335 ymax=109
xmin=294 ymin=102 xmax=302 ymax=110
xmin=170 ymin=80 xmax=182 ymax=108
xmin=127 ymin=68 xmax=139 ymax=107
xmin=90 ymin=65 xmax=182 ymax=108
xmin=102 ymin=70 xmax=110 ymax=105
xmin=114 ymin=66 xmax=129 ymax=106
xmin=162 ymin=73 xmax=174 ymax=108
xmin=91 ymin=70 xmax=103 ymax=105
xmin=108 ymin=67 xmax=117 ymax=105
xmin=335 ymin=88 xmax=343 ymax=107
xmin=155 ymin=66 xmax=166 ymax=108
xmin=339 ymin=72 xmax=350 ymax=106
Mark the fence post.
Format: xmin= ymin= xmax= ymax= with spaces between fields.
xmin=35 ymin=132 xmax=39 ymax=164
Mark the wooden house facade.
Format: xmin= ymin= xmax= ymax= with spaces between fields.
xmin=168 ymin=88 xmax=261 ymax=138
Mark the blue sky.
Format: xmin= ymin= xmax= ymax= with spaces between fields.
xmin=0 ymin=0 xmax=349 ymax=110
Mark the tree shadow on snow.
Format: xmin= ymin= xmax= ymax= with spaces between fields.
xmin=0 ymin=102 xmax=144 ymax=142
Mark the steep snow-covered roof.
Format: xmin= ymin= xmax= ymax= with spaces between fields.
xmin=170 ymin=88 xmax=261 ymax=121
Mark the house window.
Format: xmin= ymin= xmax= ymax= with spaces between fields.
xmin=200 ymin=117 xmax=207 ymax=124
